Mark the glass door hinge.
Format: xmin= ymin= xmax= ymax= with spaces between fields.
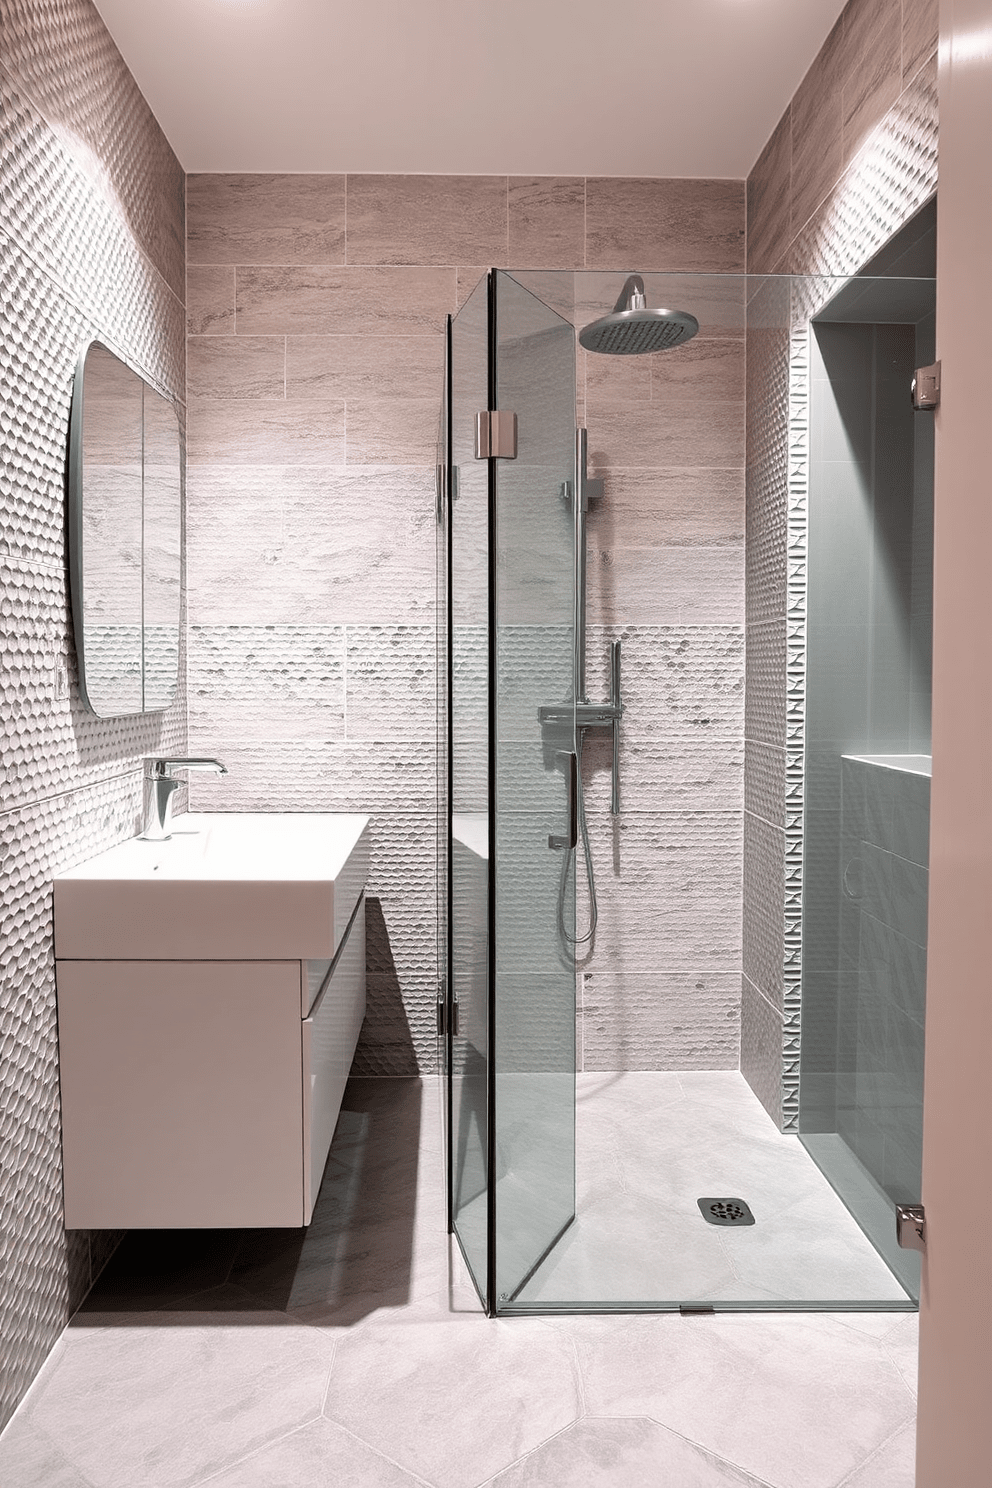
xmin=475 ymin=410 xmax=517 ymax=459
xmin=896 ymin=1203 xmax=926 ymax=1252
xmin=437 ymin=999 xmax=460 ymax=1037
xmin=912 ymin=362 xmax=940 ymax=410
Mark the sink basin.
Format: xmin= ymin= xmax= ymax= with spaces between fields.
xmin=54 ymin=812 xmax=371 ymax=960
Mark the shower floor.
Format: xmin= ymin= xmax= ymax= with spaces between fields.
xmin=505 ymin=1071 xmax=911 ymax=1309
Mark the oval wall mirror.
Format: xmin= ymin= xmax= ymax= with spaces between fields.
xmin=68 ymin=340 xmax=181 ymax=716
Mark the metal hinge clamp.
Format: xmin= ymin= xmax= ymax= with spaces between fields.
xmin=896 ymin=1203 xmax=927 ymax=1252
xmin=475 ymin=410 xmax=517 ymax=459
xmin=912 ymin=362 xmax=940 ymax=411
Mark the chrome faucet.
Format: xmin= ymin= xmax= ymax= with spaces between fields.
xmin=142 ymin=757 xmax=227 ymax=840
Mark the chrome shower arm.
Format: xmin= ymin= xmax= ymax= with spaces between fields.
xmin=612 ymin=274 xmax=646 ymax=313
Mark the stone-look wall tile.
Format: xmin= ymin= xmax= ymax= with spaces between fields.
xmin=186 ymin=399 xmax=345 ymax=464
xmin=456 ymin=266 xmax=489 ymax=309
xmin=585 ymin=178 xmax=746 ymax=273
xmin=186 ymin=467 xmax=435 ymax=627
xmin=840 ymin=0 xmax=903 ymax=168
xmin=790 ymin=16 xmax=845 ymax=239
xmin=346 ymin=175 xmax=507 ymax=266
xmin=2 ymin=0 xmax=186 ymax=1424
xmin=346 ymin=626 xmax=436 ymax=742
xmin=188 ymin=626 xmax=347 ymax=742
xmin=187 ymin=174 xmax=346 ymax=264
xmin=346 ymin=398 xmax=440 ymax=465
xmin=586 ymin=546 xmax=744 ymax=627
xmin=186 ymin=265 xmax=235 ymax=336
xmin=586 ymin=400 xmax=745 ymax=470
xmin=507 ymin=177 xmax=585 ymax=269
xmin=743 ymin=812 xmax=785 ymax=1009
xmin=746 ymin=111 xmax=792 ymax=276
xmin=582 ymin=810 xmax=743 ymax=973
xmin=1 ymin=8 xmax=184 ymax=297
xmin=581 ymin=728 xmax=743 ymax=816
xmin=581 ymin=972 xmax=741 ymax=1071
xmin=585 ymin=468 xmax=744 ymax=550
xmin=187 ymin=336 xmax=285 ymax=399
xmin=235 ymin=264 xmax=456 ymax=336
xmin=902 ymin=0 xmax=938 ymax=83
xmin=741 ymin=975 xmax=784 ymax=1126
xmin=285 ymin=335 xmax=444 ymax=400
xmin=744 ymin=740 xmax=786 ymax=829
xmin=745 ymin=620 xmax=787 ymax=746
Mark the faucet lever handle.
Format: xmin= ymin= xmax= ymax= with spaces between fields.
xmin=145 ymin=756 xmax=228 ymax=779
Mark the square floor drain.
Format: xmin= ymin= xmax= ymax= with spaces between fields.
xmin=697 ymin=1197 xmax=755 ymax=1227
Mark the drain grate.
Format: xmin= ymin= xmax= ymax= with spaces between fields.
xmin=697 ymin=1197 xmax=755 ymax=1227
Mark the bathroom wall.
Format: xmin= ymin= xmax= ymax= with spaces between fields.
xmin=183 ymin=176 xmax=745 ymax=1076
xmin=742 ymin=0 xmax=938 ymax=1125
xmin=0 ymin=0 xmax=187 ymax=1429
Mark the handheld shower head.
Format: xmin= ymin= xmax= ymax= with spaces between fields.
xmin=579 ymin=274 xmax=698 ymax=356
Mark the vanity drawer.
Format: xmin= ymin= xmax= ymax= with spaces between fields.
xmin=303 ymin=897 xmax=366 ymax=1221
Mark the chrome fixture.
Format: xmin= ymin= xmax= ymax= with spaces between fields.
xmin=896 ymin=1203 xmax=927 ymax=1253
xmin=142 ymin=757 xmax=227 ymax=840
xmin=579 ymin=274 xmax=699 ymax=356
xmin=912 ymin=360 xmax=941 ymax=410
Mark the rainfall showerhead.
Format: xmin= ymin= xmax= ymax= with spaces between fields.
xmin=579 ymin=274 xmax=699 ymax=356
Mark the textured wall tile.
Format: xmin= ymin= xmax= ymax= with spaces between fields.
xmin=346 ymin=174 xmax=506 ymax=267
xmin=841 ymin=0 xmax=902 ymax=168
xmin=581 ymin=971 xmax=740 ymax=1072
xmin=743 ymin=810 xmax=785 ymax=1008
xmin=584 ymin=467 xmax=744 ymax=550
xmin=346 ymin=626 xmax=436 ymax=742
xmin=585 ymin=178 xmax=746 ymax=273
xmin=745 ymin=619 xmax=787 ymax=747
xmin=507 ymin=177 xmax=584 ymax=270
xmin=236 ymin=264 xmax=455 ymax=336
xmin=186 ymin=399 xmax=345 ymax=464
xmin=1 ymin=4 xmax=185 ymax=297
xmin=586 ymin=545 xmax=744 ymax=628
xmin=744 ymin=739 xmax=786 ymax=828
xmin=186 ymin=264 xmax=235 ymax=336
xmin=741 ymin=975 xmax=784 ymax=1127
xmin=187 ymin=337 xmax=285 ymax=399
xmin=581 ymin=725 xmax=742 ymax=817
xmin=585 ymin=624 xmax=744 ymax=748
xmin=187 ymin=174 xmax=346 ymax=265
xmin=790 ymin=16 xmax=845 ymax=239
xmin=188 ymin=626 xmax=346 ymax=742
xmin=187 ymin=739 xmax=436 ymax=815
xmin=186 ymin=467 xmax=436 ymax=626
xmin=587 ymin=399 xmax=745 ymax=470
xmin=285 ymin=334 xmax=444 ymax=401
xmin=902 ymin=0 xmax=938 ymax=83
xmin=746 ymin=111 xmax=792 ymax=275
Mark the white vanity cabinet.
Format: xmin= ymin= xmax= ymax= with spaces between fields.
xmin=54 ymin=813 xmax=369 ymax=1230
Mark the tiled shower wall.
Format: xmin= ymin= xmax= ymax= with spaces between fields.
xmin=0 ymin=0 xmax=186 ymax=1429
xmin=743 ymin=0 xmax=939 ymax=1126
xmin=183 ymin=176 xmax=745 ymax=1076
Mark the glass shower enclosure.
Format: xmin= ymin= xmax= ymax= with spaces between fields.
xmin=439 ymin=257 xmax=935 ymax=1316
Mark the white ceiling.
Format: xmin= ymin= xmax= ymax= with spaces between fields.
xmin=93 ymin=0 xmax=848 ymax=178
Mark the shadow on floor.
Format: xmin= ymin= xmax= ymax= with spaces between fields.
xmin=75 ymin=1076 xmax=424 ymax=1328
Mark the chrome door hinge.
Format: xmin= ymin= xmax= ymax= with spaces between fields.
xmin=896 ymin=1203 xmax=927 ymax=1252
xmin=475 ymin=410 xmax=517 ymax=459
xmin=912 ymin=362 xmax=940 ymax=410
xmin=436 ymin=994 xmax=460 ymax=1037
xmin=435 ymin=464 xmax=446 ymax=523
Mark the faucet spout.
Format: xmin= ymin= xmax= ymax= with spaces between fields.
xmin=141 ymin=757 xmax=227 ymax=840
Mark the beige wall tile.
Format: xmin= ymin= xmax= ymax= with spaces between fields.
xmin=586 ymin=179 xmax=746 ymax=273
xmin=587 ymin=400 xmax=745 ymax=470
xmin=187 ymin=337 xmax=285 ymax=399
xmin=187 ymin=174 xmax=346 ymax=264
xmin=187 ymin=400 xmax=345 ymax=464
xmin=584 ymin=352 xmax=652 ymax=412
xmin=285 ymin=335 xmax=444 ymax=400
xmin=841 ymin=0 xmax=902 ymax=166
xmin=650 ymin=337 xmax=745 ymax=403
xmin=456 ymin=267 xmax=489 ymax=309
xmin=187 ymin=265 xmax=235 ymax=335
xmin=345 ymin=398 xmax=440 ymax=465
xmin=746 ymin=113 xmax=792 ymax=276
xmin=508 ymin=177 xmax=585 ymax=269
xmin=902 ymin=0 xmax=938 ymax=82
xmin=585 ymin=469 xmax=744 ymax=550
xmin=790 ymin=17 xmax=845 ymax=240
xmin=235 ymin=265 xmax=455 ymax=335
xmin=347 ymin=175 xmax=506 ymax=266
xmin=586 ymin=545 xmax=744 ymax=627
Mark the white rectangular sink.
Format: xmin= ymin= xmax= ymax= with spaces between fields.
xmin=54 ymin=812 xmax=371 ymax=961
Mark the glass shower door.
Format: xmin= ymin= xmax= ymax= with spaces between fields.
xmin=447 ymin=271 xmax=577 ymax=1311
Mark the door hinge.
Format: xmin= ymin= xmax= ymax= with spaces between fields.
xmin=896 ymin=1203 xmax=927 ymax=1252
xmin=912 ymin=361 xmax=940 ymax=410
xmin=436 ymin=993 xmax=460 ymax=1037
xmin=475 ymin=410 xmax=517 ymax=459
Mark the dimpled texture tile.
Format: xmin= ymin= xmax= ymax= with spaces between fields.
xmin=0 ymin=74 xmax=184 ymax=392
xmin=0 ymin=777 xmax=145 ymax=1427
xmin=188 ymin=625 xmax=347 ymax=743
xmin=1 ymin=1 xmax=185 ymax=297
xmin=581 ymin=971 xmax=740 ymax=1072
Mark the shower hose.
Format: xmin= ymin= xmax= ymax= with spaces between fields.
xmin=557 ymin=741 xmax=597 ymax=950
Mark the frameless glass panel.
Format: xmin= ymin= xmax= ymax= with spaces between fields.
xmin=448 ymin=274 xmax=492 ymax=1301
xmin=492 ymin=272 xmax=577 ymax=1306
